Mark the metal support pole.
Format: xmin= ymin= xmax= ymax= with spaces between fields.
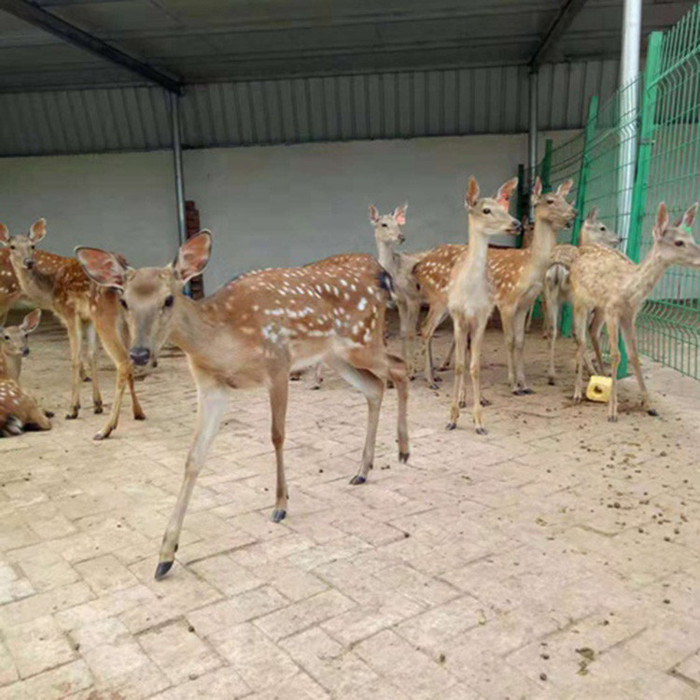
xmin=171 ymin=92 xmax=187 ymax=250
xmin=528 ymin=69 xmax=539 ymax=220
xmin=618 ymin=0 xmax=642 ymax=245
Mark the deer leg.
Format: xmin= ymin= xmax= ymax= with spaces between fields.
xmin=607 ymin=316 xmax=621 ymax=422
xmin=23 ymin=399 xmax=52 ymax=431
xmin=512 ymin=306 xmax=533 ymax=394
xmin=547 ymin=288 xmax=560 ymax=385
xmin=404 ymin=299 xmax=420 ymax=379
xmin=572 ymin=305 xmax=589 ymax=403
xmin=156 ymin=379 xmax=229 ymax=579
xmin=438 ymin=337 xmax=455 ymax=372
xmin=268 ymin=371 xmax=290 ymax=522
xmin=127 ymin=369 xmax=146 ymax=420
xmin=470 ymin=316 xmax=488 ymax=434
xmin=327 ymin=355 xmax=384 ymax=485
xmin=309 ymin=362 xmax=324 ymax=390
xmin=447 ymin=315 xmax=468 ymax=430
xmin=65 ymin=315 xmax=82 ymax=419
xmin=84 ymin=321 xmax=103 ymax=414
xmin=387 ymin=353 xmax=410 ymax=462
xmin=588 ymin=308 xmax=605 ymax=374
xmin=620 ymin=316 xmax=655 ymax=416
xmin=421 ymin=306 xmax=447 ymax=389
xmin=499 ymin=306 xmax=517 ymax=392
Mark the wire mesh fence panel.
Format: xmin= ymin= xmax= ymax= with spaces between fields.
xmin=633 ymin=5 xmax=700 ymax=378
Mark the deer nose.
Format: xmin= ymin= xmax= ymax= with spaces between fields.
xmin=130 ymin=346 xmax=151 ymax=366
xmin=21 ymin=347 xmax=29 ymax=357
xmin=24 ymin=259 xmax=34 ymax=270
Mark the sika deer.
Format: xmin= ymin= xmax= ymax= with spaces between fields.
xmin=446 ymin=176 xmax=520 ymax=433
xmin=569 ymin=202 xmax=699 ymax=421
xmin=545 ymin=207 xmax=622 ymax=384
xmin=0 ymin=220 xmax=145 ymax=439
xmin=76 ymin=232 xmax=409 ymax=579
xmin=415 ymin=177 xmax=575 ymax=392
xmin=0 ymin=309 xmax=51 ymax=437
xmin=0 ymin=251 xmax=22 ymax=326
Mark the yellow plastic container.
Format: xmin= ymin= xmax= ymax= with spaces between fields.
xmin=586 ymin=375 xmax=612 ymax=403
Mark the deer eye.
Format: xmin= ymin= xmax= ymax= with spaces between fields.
xmin=119 ymin=298 xmax=128 ymax=310
xmin=546 ymin=199 xmax=554 ymax=204
xmin=381 ymin=223 xmax=388 ymax=228
xmin=674 ymin=240 xmax=685 ymax=247
xmin=3 ymin=335 xmax=9 ymax=341
xmin=600 ymin=226 xmax=606 ymax=231
xmin=483 ymin=208 xmax=491 ymax=215
xmin=164 ymin=295 xmax=174 ymax=308
xmin=9 ymin=245 xmax=15 ymax=250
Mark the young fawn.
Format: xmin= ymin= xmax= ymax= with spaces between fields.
xmin=0 ymin=309 xmax=51 ymax=437
xmin=415 ymin=177 xmax=576 ymax=392
xmin=77 ymin=232 xmax=409 ymax=580
xmin=0 ymin=220 xmax=145 ymax=439
xmin=446 ymin=176 xmax=520 ymax=434
xmin=544 ymin=207 xmax=621 ymax=384
xmin=569 ymin=202 xmax=699 ymax=421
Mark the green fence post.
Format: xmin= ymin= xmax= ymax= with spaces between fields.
xmin=628 ymin=31 xmax=663 ymax=263
xmin=561 ymin=95 xmax=599 ymax=337
xmin=516 ymin=163 xmax=525 ymax=247
xmin=541 ymin=139 xmax=553 ymax=192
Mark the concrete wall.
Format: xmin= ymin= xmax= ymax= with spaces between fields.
xmin=0 ymin=131 xmax=577 ymax=293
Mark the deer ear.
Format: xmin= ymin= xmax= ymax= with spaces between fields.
xmin=466 ymin=176 xmax=480 ymax=208
xmin=496 ymin=178 xmax=518 ymax=208
xmin=369 ymin=205 xmax=380 ymax=223
xmin=29 ymin=219 xmax=46 ymax=244
xmin=533 ymin=177 xmax=543 ymax=198
xmin=0 ymin=223 xmax=9 ymax=245
xmin=681 ymin=203 xmax=698 ymax=230
xmin=653 ymin=202 xmax=670 ymax=241
xmin=75 ymin=247 xmax=127 ymax=289
xmin=586 ymin=207 xmax=599 ymax=223
xmin=393 ymin=203 xmax=407 ymax=226
xmin=174 ymin=231 xmax=212 ymax=284
xmin=557 ymin=179 xmax=574 ymax=197
xmin=20 ymin=308 xmax=41 ymax=334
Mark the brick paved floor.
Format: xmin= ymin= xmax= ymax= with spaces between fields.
xmin=1 ymin=312 xmax=699 ymax=699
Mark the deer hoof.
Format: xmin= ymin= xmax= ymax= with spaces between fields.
xmin=154 ymin=561 xmax=173 ymax=580
xmin=398 ymin=451 xmax=410 ymax=463
xmin=647 ymin=408 xmax=659 ymax=417
xmin=43 ymin=410 xmax=54 ymax=418
xmin=65 ymin=408 xmax=79 ymax=420
xmin=512 ymin=389 xmax=525 ymax=396
xmin=475 ymin=427 xmax=488 ymax=435
xmin=82 ymin=375 xmax=92 ymax=383
xmin=458 ymin=400 xmax=467 ymax=409
xmin=480 ymin=397 xmax=491 ymax=407
xmin=428 ymin=383 xmax=440 ymax=391
xmin=94 ymin=402 xmax=103 ymax=415
xmin=271 ymin=509 xmax=287 ymax=523
xmin=548 ymin=377 xmax=556 ymax=386
xmin=134 ymin=412 xmax=146 ymax=421
xmin=522 ymin=388 xmax=535 ymax=395
xmin=93 ymin=429 xmax=111 ymax=441
xmin=446 ymin=422 xmax=457 ymax=431
xmin=310 ymin=384 xmax=321 ymax=391
xmin=349 ymin=475 xmax=366 ymax=485
xmin=608 ymin=415 xmax=618 ymax=423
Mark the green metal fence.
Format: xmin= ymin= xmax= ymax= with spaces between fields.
xmin=535 ymin=4 xmax=700 ymax=380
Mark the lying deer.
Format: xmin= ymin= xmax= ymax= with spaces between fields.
xmin=77 ymin=232 xmax=409 ymax=580
xmin=0 ymin=220 xmax=145 ymax=439
xmin=446 ymin=176 xmax=520 ymax=433
xmin=0 ymin=309 xmax=51 ymax=437
xmin=415 ymin=177 xmax=576 ymax=392
xmin=569 ymin=202 xmax=699 ymax=421
xmin=301 ymin=204 xmax=424 ymax=387
xmin=544 ymin=207 xmax=621 ymax=384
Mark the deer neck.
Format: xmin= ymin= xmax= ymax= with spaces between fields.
xmin=622 ymin=246 xmax=669 ymax=308
xmin=0 ymin=348 xmax=19 ymax=381
xmin=169 ymin=296 xmax=218 ymax=357
xmin=451 ymin=216 xmax=490 ymax=300
xmin=10 ymin=259 xmax=58 ymax=310
xmin=529 ymin=214 xmax=558 ymax=273
xmin=375 ymin=239 xmax=399 ymax=274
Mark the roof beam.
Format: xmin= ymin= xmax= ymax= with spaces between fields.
xmin=0 ymin=0 xmax=183 ymax=93
xmin=530 ymin=0 xmax=588 ymax=67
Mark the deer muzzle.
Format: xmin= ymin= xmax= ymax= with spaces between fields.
xmin=129 ymin=346 xmax=151 ymax=366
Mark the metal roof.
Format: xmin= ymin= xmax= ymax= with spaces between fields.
xmin=0 ymin=0 xmax=692 ymax=90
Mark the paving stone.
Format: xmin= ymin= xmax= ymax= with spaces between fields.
xmin=0 ymin=660 xmax=93 ymax=700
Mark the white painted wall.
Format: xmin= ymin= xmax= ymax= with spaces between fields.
xmin=0 ymin=131 xmax=577 ymax=293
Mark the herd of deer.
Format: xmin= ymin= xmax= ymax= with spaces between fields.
xmin=1 ymin=176 xmax=698 ymax=578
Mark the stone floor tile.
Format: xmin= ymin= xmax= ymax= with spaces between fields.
xmin=74 ymin=554 xmax=140 ymax=596
xmin=148 ymin=666 xmax=251 ymax=699
xmin=0 ymin=660 xmax=93 ymax=700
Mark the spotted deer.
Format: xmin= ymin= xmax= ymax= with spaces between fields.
xmin=415 ymin=177 xmax=575 ymax=392
xmin=76 ymin=232 xmax=409 ymax=580
xmin=446 ymin=176 xmax=520 ymax=434
xmin=544 ymin=207 xmax=622 ymax=384
xmin=0 ymin=251 xmax=22 ymax=326
xmin=0 ymin=309 xmax=51 ymax=437
xmin=569 ymin=202 xmax=699 ymax=421
xmin=0 ymin=220 xmax=145 ymax=439
xmin=0 ymin=308 xmax=41 ymax=382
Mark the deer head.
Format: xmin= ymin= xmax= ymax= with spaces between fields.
xmin=581 ymin=207 xmax=621 ymax=248
xmin=465 ymin=176 xmax=521 ymax=237
xmin=0 ymin=219 xmax=46 ymax=271
xmin=531 ymin=177 xmax=576 ymax=231
xmin=0 ymin=308 xmax=41 ymax=359
xmin=76 ymin=232 xmax=212 ymax=369
xmin=654 ymin=203 xmax=700 ymax=267
xmin=369 ymin=204 xmax=407 ymax=246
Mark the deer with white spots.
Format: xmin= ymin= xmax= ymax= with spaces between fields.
xmin=0 ymin=219 xmax=145 ymax=439
xmin=415 ymin=177 xmax=576 ymax=393
xmin=568 ymin=202 xmax=699 ymax=421
xmin=0 ymin=251 xmax=23 ymax=327
xmin=0 ymin=309 xmax=51 ymax=437
xmin=544 ymin=207 xmax=622 ymax=385
xmin=445 ymin=176 xmax=520 ymax=434
xmin=76 ymin=231 xmax=410 ymax=580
